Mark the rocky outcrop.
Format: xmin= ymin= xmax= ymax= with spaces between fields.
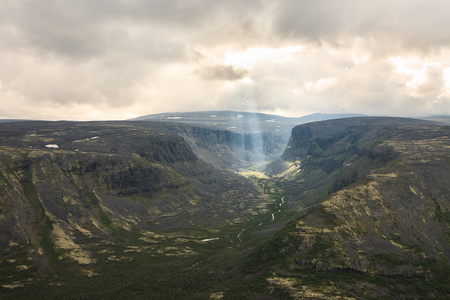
xmin=261 ymin=117 xmax=450 ymax=279
xmin=0 ymin=121 xmax=265 ymax=270
xmin=146 ymin=123 xmax=287 ymax=169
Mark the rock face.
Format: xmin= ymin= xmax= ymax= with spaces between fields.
xmin=261 ymin=117 xmax=450 ymax=279
xmin=166 ymin=124 xmax=275 ymax=154
xmin=156 ymin=123 xmax=284 ymax=169
xmin=0 ymin=121 xmax=264 ymax=270
xmin=132 ymin=111 xmax=363 ymax=171
xmin=1 ymin=116 xmax=449 ymax=298
xmin=133 ymin=111 xmax=295 ymax=170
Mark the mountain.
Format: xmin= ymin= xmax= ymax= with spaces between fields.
xmin=0 ymin=121 xmax=271 ymax=295
xmin=250 ymin=117 xmax=450 ymax=298
xmin=132 ymin=111 xmax=363 ymax=170
xmin=1 ymin=115 xmax=449 ymax=299
xmin=132 ymin=110 xmax=364 ymax=135
xmin=0 ymin=119 xmax=34 ymax=123
xmin=420 ymin=115 xmax=450 ymax=124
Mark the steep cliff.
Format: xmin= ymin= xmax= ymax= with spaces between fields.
xmin=253 ymin=118 xmax=450 ymax=298
xmin=132 ymin=111 xmax=362 ymax=171
xmin=2 ymin=117 xmax=449 ymax=298
xmin=0 ymin=121 xmax=265 ymax=277
xmin=155 ymin=123 xmax=284 ymax=170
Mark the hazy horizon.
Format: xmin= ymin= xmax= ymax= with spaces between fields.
xmin=0 ymin=109 xmax=362 ymax=122
xmin=2 ymin=109 xmax=446 ymax=123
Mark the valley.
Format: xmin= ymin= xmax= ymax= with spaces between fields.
xmin=133 ymin=111 xmax=362 ymax=171
xmin=0 ymin=113 xmax=449 ymax=299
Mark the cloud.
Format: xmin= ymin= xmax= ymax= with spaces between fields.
xmin=274 ymin=0 xmax=450 ymax=54
xmin=198 ymin=64 xmax=249 ymax=81
xmin=413 ymin=65 xmax=445 ymax=98
xmin=0 ymin=0 xmax=449 ymax=120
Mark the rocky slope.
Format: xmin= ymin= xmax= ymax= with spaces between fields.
xmin=146 ymin=122 xmax=283 ymax=170
xmin=254 ymin=117 xmax=450 ymax=298
xmin=0 ymin=121 xmax=266 ymax=277
xmin=132 ymin=111 xmax=362 ymax=171
xmin=2 ymin=116 xmax=449 ymax=299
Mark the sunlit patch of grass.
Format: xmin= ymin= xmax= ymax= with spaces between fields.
xmin=238 ymin=170 xmax=268 ymax=179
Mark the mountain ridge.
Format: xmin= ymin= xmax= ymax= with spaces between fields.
xmin=131 ymin=111 xmax=364 ymax=171
xmin=1 ymin=116 xmax=449 ymax=298
xmin=249 ymin=117 xmax=450 ymax=298
xmin=0 ymin=121 xmax=268 ymax=281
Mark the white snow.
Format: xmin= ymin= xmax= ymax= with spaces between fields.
xmin=201 ymin=238 xmax=219 ymax=242
xmin=74 ymin=136 xmax=100 ymax=143
xmin=45 ymin=144 xmax=59 ymax=149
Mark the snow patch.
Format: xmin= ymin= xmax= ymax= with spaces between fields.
xmin=201 ymin=238 xmax=219 ymax=242
xmin=45 ymin=144 xmax=59 ymax=149
xmin=74 ymin=136 xmax=100 ymax=143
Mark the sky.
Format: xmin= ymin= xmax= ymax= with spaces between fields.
xmin=1 ymin=0 xmax=450 ymax=120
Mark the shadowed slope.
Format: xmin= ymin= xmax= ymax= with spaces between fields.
xmin=252 ymin=117 xmax=450 ymax=298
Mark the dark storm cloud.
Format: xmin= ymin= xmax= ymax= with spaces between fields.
xmin=198 ymin=64 xmax=249 ymax=81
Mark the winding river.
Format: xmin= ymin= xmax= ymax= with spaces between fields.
xmin=237 ymin=229 xmax=245 ymax=247
xmin=271 ymin=196 xmax=285 ymax=222
xmin=236 ymin=196 xmax=286 ymax=247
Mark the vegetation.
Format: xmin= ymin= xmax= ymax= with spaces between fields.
xmin=0 ymin=117 xmax=449 ymax=299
